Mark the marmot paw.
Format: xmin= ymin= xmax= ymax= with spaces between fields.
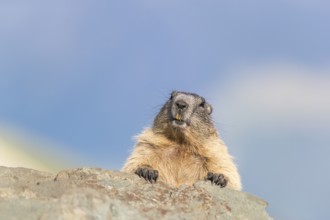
xmin=135 ymin=167 xmax=159 ymax=183
xmin=206 ymin=172 xmax=228 ymax=188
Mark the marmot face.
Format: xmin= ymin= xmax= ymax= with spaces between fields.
xmin=153 ymin=91 xmax=217 ymax=143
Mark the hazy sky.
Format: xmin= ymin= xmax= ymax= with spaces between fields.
xmin=1 ymin=1 xmax=329 ymax=219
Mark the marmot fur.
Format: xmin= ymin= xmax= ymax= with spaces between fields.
xmin=122 ymin=91 xmax=242 ymax=190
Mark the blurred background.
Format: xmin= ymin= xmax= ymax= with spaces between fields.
xmin=0 ymin=1 xmax=329 ymax=219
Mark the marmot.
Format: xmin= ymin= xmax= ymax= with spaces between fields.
xmin=122 ymin=91 xmax=242 ymax=190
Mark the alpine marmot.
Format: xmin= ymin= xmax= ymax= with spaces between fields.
xmin=122 ymin=91 xmax=242 ymax=190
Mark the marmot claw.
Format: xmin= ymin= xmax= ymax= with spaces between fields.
xmin=135 ymin=167 xmax=159 ymax=183
xmin=206 ymin=172 xmax=228 ymax=188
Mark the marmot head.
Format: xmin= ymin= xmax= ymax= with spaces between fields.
xmin=153 ymin=91 xmax=218 ymax=144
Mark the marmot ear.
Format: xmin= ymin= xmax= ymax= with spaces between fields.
xmin=205 ymin=103 xmax=213 ymax=115
xmin=170 ymin=91 xmax=178 ymax=100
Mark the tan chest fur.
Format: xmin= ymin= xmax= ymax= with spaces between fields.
xmin=154 ymin=145 xmax=208 ymax=187
xmin=122 ymin=128 xmax=242 ymax=190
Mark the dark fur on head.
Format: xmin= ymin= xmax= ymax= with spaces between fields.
xmin=152 ymin=91 xmax=218 ymax=144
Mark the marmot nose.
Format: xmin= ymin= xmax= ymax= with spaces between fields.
xmin=175 ymin=100 xmax=188 ymax=111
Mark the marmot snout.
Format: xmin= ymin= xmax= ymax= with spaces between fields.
xmin=122 ymin=91 xmax=242 ymax=190
xmin=169 ymin=91 xmax=212 ymax=127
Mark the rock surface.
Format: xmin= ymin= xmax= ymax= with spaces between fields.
xmin=0 ymin=166 xmax=272 ymax=220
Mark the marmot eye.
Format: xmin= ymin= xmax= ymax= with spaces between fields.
xmin=199 ymin=101 xmax=205 ymax=108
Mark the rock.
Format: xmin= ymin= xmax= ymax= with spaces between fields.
xmin=0 ymin=166 xmax=272 ymax=220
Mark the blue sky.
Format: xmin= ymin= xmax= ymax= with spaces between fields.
xmin=0 ymin=1 xmax=329 ymax=219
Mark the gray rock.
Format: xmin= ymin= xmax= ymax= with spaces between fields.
xmin=0 ymin=166 xmax=272 ymax=220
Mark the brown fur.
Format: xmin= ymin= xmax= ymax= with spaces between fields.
xmin=122 ymin=91 xmax=242 ymax=190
